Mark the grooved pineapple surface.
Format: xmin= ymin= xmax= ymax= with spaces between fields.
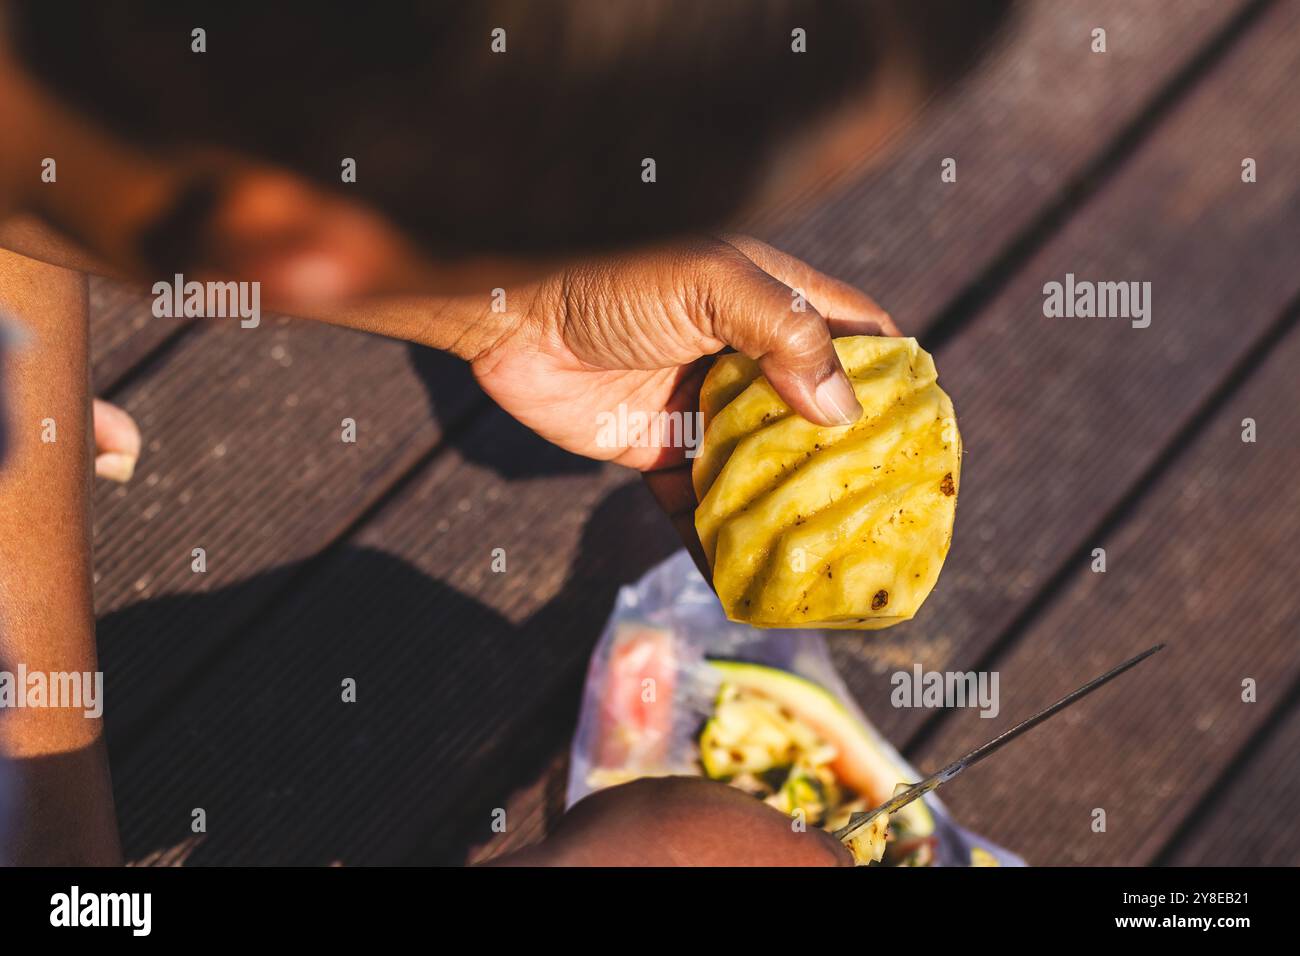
xmin=697 ymin=338 xmax=960 ymax=629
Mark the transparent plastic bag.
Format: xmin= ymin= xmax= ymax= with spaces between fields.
xmin=567 ymin=550 xmax=1025 ymax=866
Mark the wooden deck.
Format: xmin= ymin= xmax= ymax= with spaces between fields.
xmin=90 ymin=0 xmax=1300 ymax=866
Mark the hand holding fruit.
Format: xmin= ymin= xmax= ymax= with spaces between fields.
xmin=466 ymin=235 xmax=900 ymax=568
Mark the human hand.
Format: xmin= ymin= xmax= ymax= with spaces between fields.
xmin=467 ymin=235 xmax=899 ymax=564
xmin=491 ymin=776 xmax=851 ymax=867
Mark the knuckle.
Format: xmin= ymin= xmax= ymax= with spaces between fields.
xmin=778 ymin=314 xmax=830 ymax=357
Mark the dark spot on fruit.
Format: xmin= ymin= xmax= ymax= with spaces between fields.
xmin=871 ymin=590 xmax=889 ymax=610
xmin=940 ymin=473 xmax=955 ymax=496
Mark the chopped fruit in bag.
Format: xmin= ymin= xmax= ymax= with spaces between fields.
xmin=697 ymin=661 xmax=935 ymax=865
xmin=567 ymin=551 xmax=1025 ymax=867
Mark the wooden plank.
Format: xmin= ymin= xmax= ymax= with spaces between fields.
xmin=1163 ymin=694 xmax=1300 ymax=866
xmin=904 ymin=309 xmax=1300 ymax=864
xmin=93 ymin=318 xmax=483 ymax=740
xmin=88 ymin=277 xmax=188 ymax=391
xmin=828 ymin=0 xmax=1300 ymax=745
xmin=758 ymin=0 xmax=1256 ymax=328
xmin=111 ymin=408 xmax=680 ymax=864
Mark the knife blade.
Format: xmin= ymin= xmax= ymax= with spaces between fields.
xmin=832 ymin=643 xmax=1165 ymax=845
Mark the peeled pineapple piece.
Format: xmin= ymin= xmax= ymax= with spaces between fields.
xmin=699 ymin=353 xmax=760 ymax=431
xmin=844 ymin=812 xmax=890 ymax=866
xmin=694 ymin=336 xmax=959 ymax=629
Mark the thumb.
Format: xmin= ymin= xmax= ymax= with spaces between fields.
xmin=702 ymin=250 xmax=862 ymax=427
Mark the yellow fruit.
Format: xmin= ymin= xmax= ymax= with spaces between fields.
xmin=970 ymin=846 xmax=1001 ymax=867
xmin=698 ymin=353 xmax=760 ymax=432
xmin=845 ymin=812 xmax=890 ymax=866
xmin=694 ymin=336 xmax=960 ymax=629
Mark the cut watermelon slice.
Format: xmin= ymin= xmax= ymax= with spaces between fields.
xmin=594 ymin=625 xmax=677 ymax=771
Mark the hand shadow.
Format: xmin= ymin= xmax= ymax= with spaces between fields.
xmin=405 ymin=342 xmax=601 ymax=479
xmin=103 ymin=452 xmax=678 ymax=865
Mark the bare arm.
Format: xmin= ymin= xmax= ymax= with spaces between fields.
xmin=0 ymin=215 xmax=120 ymax=278
xmin=0 ymin=214 xmax=507 ymax=358
xmin=0 ymin=247 xmax=120 ymax=865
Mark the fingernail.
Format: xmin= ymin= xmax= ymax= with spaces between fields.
xmin=815 ymin=373 xmax=862 ymax=426
xmin=95 ymin=452 xmax=137 ymax=483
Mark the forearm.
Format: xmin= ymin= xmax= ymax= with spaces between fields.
xmin=291 ymin=290 xmax=526 ymax=361
xmin=0 ymin=214 xmax=527 ymax=362
xmin=0 ymin=248 xmax=120 ymax=865
xmin=0 ymin=214 xmax=124 ymax=279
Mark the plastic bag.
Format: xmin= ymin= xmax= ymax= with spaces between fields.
xmin=567 ymin=549 xmax=1025 ymax=866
